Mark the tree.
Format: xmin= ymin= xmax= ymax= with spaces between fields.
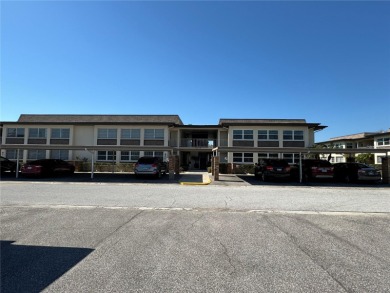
xmin=355 ymin=153 xmax=374 ymax=164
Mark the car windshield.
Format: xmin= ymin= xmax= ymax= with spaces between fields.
xmin=357 ymin=163 xmax=370 ymax=168
xmin=316 ymin=160 xmax=332 ymax=167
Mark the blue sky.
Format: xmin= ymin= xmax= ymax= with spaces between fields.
xmin=1 ymin=1 xmax=389 ymax=142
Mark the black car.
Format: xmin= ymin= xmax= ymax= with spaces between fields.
xmin=254 ymin=159 xmax=291 ymax=181
xmin=0 ymin=156 xmax=17 ymax=173
xmin=134 ymin=157 xmax=168 ymax=178
xmin=291 ymin=159 xmax=334 ymax=182
xmin=333 ymin=163 xmax=381 ymax=183
xmin=21 ymin=159 xmax=75 ymax=177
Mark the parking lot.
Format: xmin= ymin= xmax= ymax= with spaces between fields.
xmin=1 ymin=174 xmax=389 ymax=292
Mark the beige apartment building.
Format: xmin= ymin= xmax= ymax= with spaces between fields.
xmin=1 ymin=114 xmax=326 ymax=169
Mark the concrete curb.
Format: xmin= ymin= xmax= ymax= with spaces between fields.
xmin=180 ymin=174 xmax=212 ymax=186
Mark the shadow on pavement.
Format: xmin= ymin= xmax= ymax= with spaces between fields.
xmin=0 ymin=240 xmax=93 ymax=293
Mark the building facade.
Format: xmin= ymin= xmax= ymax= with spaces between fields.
xmin=1 ymin=114 xmax=326 ymax=169
xmin=317 ymin=130 xmax=390 ymax=164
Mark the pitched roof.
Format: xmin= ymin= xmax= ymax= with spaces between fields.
xmin=219 ymin=119 xmax=307 ymax=125
xmin=17 ymin=114 xmax=183 ymax=125
xmin=218 ymin=119 xmax=326 ymax=130
xmin=330 ymin=132 xmax=381 ymax=141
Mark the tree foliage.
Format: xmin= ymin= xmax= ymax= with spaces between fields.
xmin=355 ymin=153 xmax=374 ymax=164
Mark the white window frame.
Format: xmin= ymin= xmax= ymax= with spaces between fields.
xmin=144 ymin=129 xmax=164 ymax=140
xmin=29 ymin=128 xmax=47 ymax=138
xmin=7 ymin=128 xmax=25 ymax=138
xmin=28 ymin=150 xmax=46 ymax=160
xmin=377 ymin=137 xmax=390 ymax=146
xmin=5 ymin=149 xmax=23 ymax=160
xmin=144 ymin=151 xmax=164 ymax=159
xmin=233 ymin=152 xmax=253 ymax=163
xmin=258 ymin=153 xmax=279 ymax=159
xmin=50 ymin=150 xmax=69 ymax=160
xmin=98 ymin=129 xmax=117 ymax=139
xmin=283 ymin=130 xmax=304 ymax=141
xmin=258 ymin=130 xmax=278 ymax=140
xmin=121 ymin=129 xmax=141 ymax=139
xmin=97 ymin=151 xmax=116 ymax=161
xmin=121 ymin=151 xmax=140 ymax=162
xmin=283 ymin=153 xmax=300 ymax=164
xmin=233 ymin=130 xmax=253 ymax=140
xmin=51 ymin=128 xmax=70 ymax=139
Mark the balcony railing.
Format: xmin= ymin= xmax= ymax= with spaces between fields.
xmin=169 ymin=139 xmax=221 ymax=148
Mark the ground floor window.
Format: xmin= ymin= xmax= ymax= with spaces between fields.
xmin=121 ymin=151 xmax=140 ymax=162
xmin=233 ymin=153 xmax=253 ymax=163
xmin=258 ymin=153 xmax=279 ymax=160
xmin=28 ymin=150 xmax=46 ymax=160
xmin=144 ymin=151 xmax=164 ymax=160
xmin=377 ymin=157 xmax=383 ymax=164
xmin=283 ymin=153 xmax=300 ymax=164
xmin=97 ymin=151 xmax=116 ymax=161
xmin=5 ymin=149 xmax=23 ymax=160
xmin=50 ymin=150 xmax=69 ymax=160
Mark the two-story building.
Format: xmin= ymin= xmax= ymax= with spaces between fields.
xmin=317 ymin=129 xmax=390 ymax=164
xmin=1 ymin=114 xmax=326 ymax=169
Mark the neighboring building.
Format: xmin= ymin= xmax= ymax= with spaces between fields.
xmin=1 ymin=114 xmax=326 ymax=169
xmin=317 ymin=129 xmax=390 ymax=164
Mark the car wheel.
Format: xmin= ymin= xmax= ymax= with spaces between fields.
xmin=156 ymin=171 xmax=162 ymax=179
xmin=344 ymin=175 xmax=351 ymax=183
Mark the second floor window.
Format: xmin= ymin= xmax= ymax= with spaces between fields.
xmin=258 ymin=130 xmax=278 ymax=140
xmin=7 ymin=128 xmax=25 ymax=138
xmin=29 ymin=128 xmax=46 ymax=138
xmin=233 ymin=130 xmax=253 ymax=140
xmin=377 ymin=137 xmax=390 ymax=146
xmin=283 ymin=130 xmax=304 ymax=141
xmin=145 ymin=129 xmax=164 ymax=140
xmin=121 ymin=129 xmax=140 ymax=139
xmin=98 ymin=129 xmax=117 ymax=139
xmin=51 ymin=128 xmax=70 ymax=139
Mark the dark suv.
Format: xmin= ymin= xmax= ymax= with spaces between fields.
xmin=291 ymin=159 xmax=334 ymax=182
xmin=254 ymin=159 xmax=291 ymax=181
xmin=333 ymin=163 xmax=381 ymax=183
xmin=134 ymin=157 xmax=168 ymax=178
xmin=0 ymin=156 xmax=17 ymax=174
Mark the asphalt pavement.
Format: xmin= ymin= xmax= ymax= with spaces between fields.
xmin=1 ymin=177 xmax=390 ymax=292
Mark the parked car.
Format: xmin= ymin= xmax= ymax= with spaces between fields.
xmin=134 ymin=157 xmax=167 ymax=178
xmin=21 ymin=159 xmax=75 ymax=177
xmin=0 ymin=156 xmax=17 ymax=173
xmin=291 ymin=159 xmax=334 ymax=182
xmin=254 ymin=159 xmax=291 ymax=181
xmin=333 ymin=163 xmax=381 ymax=183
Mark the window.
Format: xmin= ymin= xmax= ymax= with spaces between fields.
xmin=233 ymin=130 xmax=253 ymax=140
xmin=283 ymin=130 xmax=304 ymax=141
xmin=98 ymin=129 xmax=117 ymax=139
xmin=144 ymin=151 xmax=164 ymax=159
xmin=28 ymin=150 xmax=46 ymax=160
xmin=144 ymin=129 xmax=164 ymax=140
xmin=50 ymin=150 xmax=69 ymax=160
xmin=121 ymin=129 xmax=140 ymax=139
xmin=6 ymin=150 xmax=22 ymax=160
xmin=233 ymin=153 xmax=253 ymax=163
xmin=258 ymin=153 xmax=279 ymax=159
xmin=346 ymin=142 xmax=353 ymax=149
xmin=97 ymin=151 xmax=116 ymax=161
xmin=377 ymin=138 xmax=390 ymax=146
xmin=121 ymin=151 xmax=140 ymax=162
xmin=283 ymin=153 xmax=300 ymax=164
xmin=258 ymin=130 xmax=278 ymax=140
xmin=51 ymin=128 xmax=70 ymax=139
xmin=377 ymin=157 xmax=383 ymax=164
xmin=7 ymin=128 xmax=25 ymax=138
xmin=29 ymin=128 xmax=46 ymax=138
